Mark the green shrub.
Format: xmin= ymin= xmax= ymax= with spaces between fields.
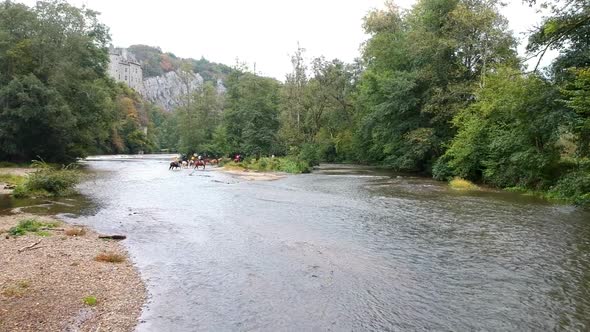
xmin=432 ymin=156 xmax=454 ymax=181
xmin=547 ymin=171 xmax=590 ymax=206
xmin=278 ymin=157 xmax=311 ymax=174
xmin=298 ymin=143 xmax=321 ymax=167
xmin=13 ymin=163 xmax=81 ymax=198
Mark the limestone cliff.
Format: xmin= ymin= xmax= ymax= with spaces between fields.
xmin=141 ymin=71 xmax=204 ymax=111
xmin=109 ymin=46 xmax=229 ymax=112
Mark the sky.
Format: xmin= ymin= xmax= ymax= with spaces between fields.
xmin=17 ymin=0 xmax=553 ymax=80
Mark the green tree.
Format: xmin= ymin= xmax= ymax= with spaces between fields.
xmin=223 ymin=69 xmax=280 ymax=157
xmin=0 ymin=0 xmax=113 ymax=162
xmin=355 ymin=0 xmax=517 ymax=171
xmin=436 ymin=68 xmax=565 ymax=188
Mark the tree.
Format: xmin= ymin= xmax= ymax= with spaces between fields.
xmin=223 ymin=70 xmax=280 ymax=157
xmin=354 ymin=0 xmax=517 ymax=171
xmin=435 ymin=68 xmax=565 ymax=188
xmin=0 ymin=0 xmax=113 ymax=162
xmin=279 ymin=45 xmax=309 ymax=150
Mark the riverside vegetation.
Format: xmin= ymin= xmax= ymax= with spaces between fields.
xmin=0 ymin=0 xmax=588 ymax=205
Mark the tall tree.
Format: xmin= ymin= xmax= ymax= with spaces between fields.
xmin=355 ymin=0 xmax=517 ymax=171
xmin=223 ymin=70 xmax=280 ymax=157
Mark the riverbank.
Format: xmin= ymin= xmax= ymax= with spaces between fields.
xmin=0 ymin=213 xmax=146 ymax=331
xmin=0 ymin=168 xmax=34 ymax=195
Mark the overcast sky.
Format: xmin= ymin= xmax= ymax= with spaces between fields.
xmin=18 ymin=0 xmax=552 ymax=80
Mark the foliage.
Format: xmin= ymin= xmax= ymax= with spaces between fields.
xmin=525 ymin=0 xmax=590 ymax=76
xmin=0 ymin=1 xmax=167 ymax=162
xmin=223 ymin=69 xmax=281 ymax=157
xmin=8 ymin=218 xmax=59 ymax=236
xmin=561 ymin=68 xmax=590 ymax=157
xmin=13 ymin=164 xmax=81 ymax=198
xmin=437 ymin=68 xmax=564 ymax=189
xmin=0 ymin=0 xmax=114 ymax=162
xmin=127 ymin=44 xmax=232 ymax=82
xmin=176 ymin=81 xmax=222 ymax=154
xmin=355 ymin=0 xmax=517 ymax=172
xmin=232 ymin=157 xmax=312 ymax=174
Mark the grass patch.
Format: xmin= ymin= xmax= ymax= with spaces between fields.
xmin=94 ymin=252 xmax=125 ymax=263
xmin=65 ymin=228 xmax=86 ymax=236
xmin=8 ymin=218 xmax=60 ymax=236
xmin=83 ymin=296 xmax=97 ymax=306
xmin=449 ymin=177 xmax=479 ymax=190
xmin=0 ymin=173 xmax=26 ymax=186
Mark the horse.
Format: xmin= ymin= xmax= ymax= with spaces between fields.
xmin=205 ymin=158 xmax=219 ymax=165
xmin=182 ymin=160 xmax=189 ymax=169
xmin=194 ymin=159 xmax=206 ymax=170
xmin=169 ymin=161 xmax=181 ymax=170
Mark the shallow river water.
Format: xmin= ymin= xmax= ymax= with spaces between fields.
xmin=64 ymin=155 xmax=590 ymax=331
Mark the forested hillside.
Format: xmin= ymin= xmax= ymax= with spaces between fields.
xmin=127 ymin=44 xmax=232 ymax=83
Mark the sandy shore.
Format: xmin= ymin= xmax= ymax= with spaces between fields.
xmin=0 ymin=213 xmax=146 ymax=332
xmin=217 ymin=167 xmax=286 ymax=181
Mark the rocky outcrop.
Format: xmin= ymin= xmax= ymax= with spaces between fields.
xmin=141 ymin=71 xmax=204 ymax=111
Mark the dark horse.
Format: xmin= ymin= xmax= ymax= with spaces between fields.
xmin=194 ymin=159 xmax=206 ymax=170
xmin=169 ymin=161 xmax=181 ymax=170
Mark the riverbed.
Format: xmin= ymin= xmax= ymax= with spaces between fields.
xmin=64 ymin=155 xmax=590 ymax=331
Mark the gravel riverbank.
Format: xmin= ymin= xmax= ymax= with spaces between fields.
xmin=0 ymin=213 xmax=146 ymax=332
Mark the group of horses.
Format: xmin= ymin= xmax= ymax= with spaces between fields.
xmin=169 ymin=158 xmax=220 ymax=170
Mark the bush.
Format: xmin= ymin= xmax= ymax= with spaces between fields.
xmin=432 ymin=156 xmax=454 ymax=181
xmin=298 ymin=143 xmax=321 ymax=167
xmin=547 ymin=170 xmax=590 ymax=206
xmin=13 ymin=163 xmax=81 ymax=198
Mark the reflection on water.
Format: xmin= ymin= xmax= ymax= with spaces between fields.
xmin=65 ymin=157 xmax=590 ymax=331
xmin=0 ymin=193 xmax=95 ymax=216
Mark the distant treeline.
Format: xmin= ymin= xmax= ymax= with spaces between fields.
xmin=1 ymin=0 xmax=588 ymax=205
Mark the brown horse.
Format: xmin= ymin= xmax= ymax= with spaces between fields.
xmin=194 ymin=159 xmax=206 ymax=170
xmin=169 ymin=161 xmax=181 ymax=170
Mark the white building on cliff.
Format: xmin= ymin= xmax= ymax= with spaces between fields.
xmin=107 ymin=48 xmax=143 ymax=92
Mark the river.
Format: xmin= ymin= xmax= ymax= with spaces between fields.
xmin=63 ymin=155 xmax=590 ymax=331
